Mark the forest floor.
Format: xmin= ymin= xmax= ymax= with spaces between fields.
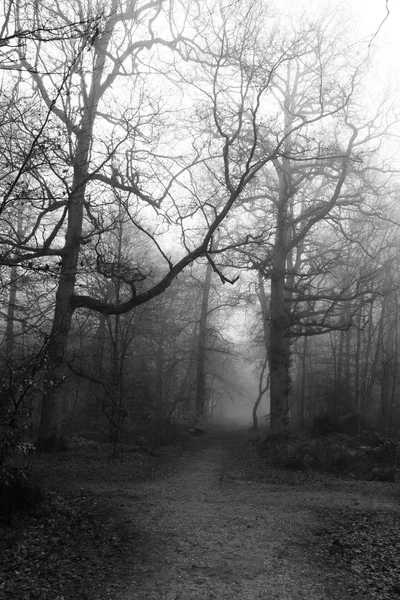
xmin=2 ymin=427 xmax=400 ymax=599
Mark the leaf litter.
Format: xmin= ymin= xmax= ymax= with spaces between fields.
xmin=1 ymin=430 xmax=400 ymax=600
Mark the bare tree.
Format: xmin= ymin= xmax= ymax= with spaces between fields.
xmin=214 ymin=9 xmax=395 ymax=433
xmin=1 ymin=0 xmax=395 ymax=448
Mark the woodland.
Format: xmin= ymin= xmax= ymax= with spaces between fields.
xmin=2 ymin=0 xmax=400 ymax=598
xmin=1 ymin=0 xmax=399 ymax=451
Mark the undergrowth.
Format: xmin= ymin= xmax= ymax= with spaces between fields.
xmin=260 ymin=431 xmax=400 ymax=481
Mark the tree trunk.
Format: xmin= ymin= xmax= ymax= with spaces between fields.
xmin=95 ymin=314 xmax=106 ymax=377
xmin=36 ymin=135 xmax=88 ymax=452
xmin=360 ymin=301 xmax=375 ymax=415
xmin=345 ymin=322 xmax=352 ymax=399
xmin=269 ymin=261 xmax=291 ymax=433
xmin=252 ymin=359 xmax=269 ymax=431
xmin=110 ymin=311 xmax=122 ymax=447
xmin=5 ymin=265 xmax=18 ymax=359
xmin=299 ymin=335 xmax=308 ymax=429
xmin=268 ymin=72 xmax=295 ymax=435
xmin=34 ymin=5 xmax=120 ymax=452
xmin=155 ymin=330 xmax=164 ymax=418
xmin=258 ymin=271 xmax=271 ymax=357
xmin=362 ymin=271 xmax=390 ymax=421
xmin=354 ymin=310 xmax=362 ymax=413
xmin=335 ymin=329 xmax=345 ymax=408
xmin=195 ymin=262 xmax=212 ymax=430
xmin=167 ymin=321 xmax=198 ymax=422
xmin=380 ymin=297 xmax=395 ymax=435
xmin=110 ymin=214 xmax=124 ymax=448
xmin=256 ymin=272 xmax=271 ymax=430
xmin=5 ymin=197 xmax=24 ymax=359
xmin=389 ymin=297 xmax=399 ymax=430
xmin=269 ymin=161 xmax=291 ymax=434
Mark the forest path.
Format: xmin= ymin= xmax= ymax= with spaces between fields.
xmin=109 ymin=428 xmax=353 ymax=600
xmin=5 ymin=428 xmax=400 ymax=599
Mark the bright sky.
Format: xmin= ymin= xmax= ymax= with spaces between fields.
xmin=352 ymin=0 xmax=400 ymax=69
xmin=275 ymin=0 xmax=400 ymax=83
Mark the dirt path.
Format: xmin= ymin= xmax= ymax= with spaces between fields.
xmin=97 ymin=429 xmax=397 ymax=600
xmin=4 ymin=429 xmax=400 ymax=599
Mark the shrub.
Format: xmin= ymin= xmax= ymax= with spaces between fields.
xmin=312 ymin=413 xmax=342 ymax=437
xmin=0 ymin=346 xmax=47 ymax=465
xmin=261 ymin=436 xmax=309 ymax=471
xmin=261 ymin=431 xmax=399 ymax=480
xmin=283 ymin=454 xmax=307 ymax=471
xmin=0 ymin=466 xmax=44 ymax=526
xmin=312 ymin=412 xmax=366 ymax=438
xmin=366 ymin=439 xmax=399 ymax=465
